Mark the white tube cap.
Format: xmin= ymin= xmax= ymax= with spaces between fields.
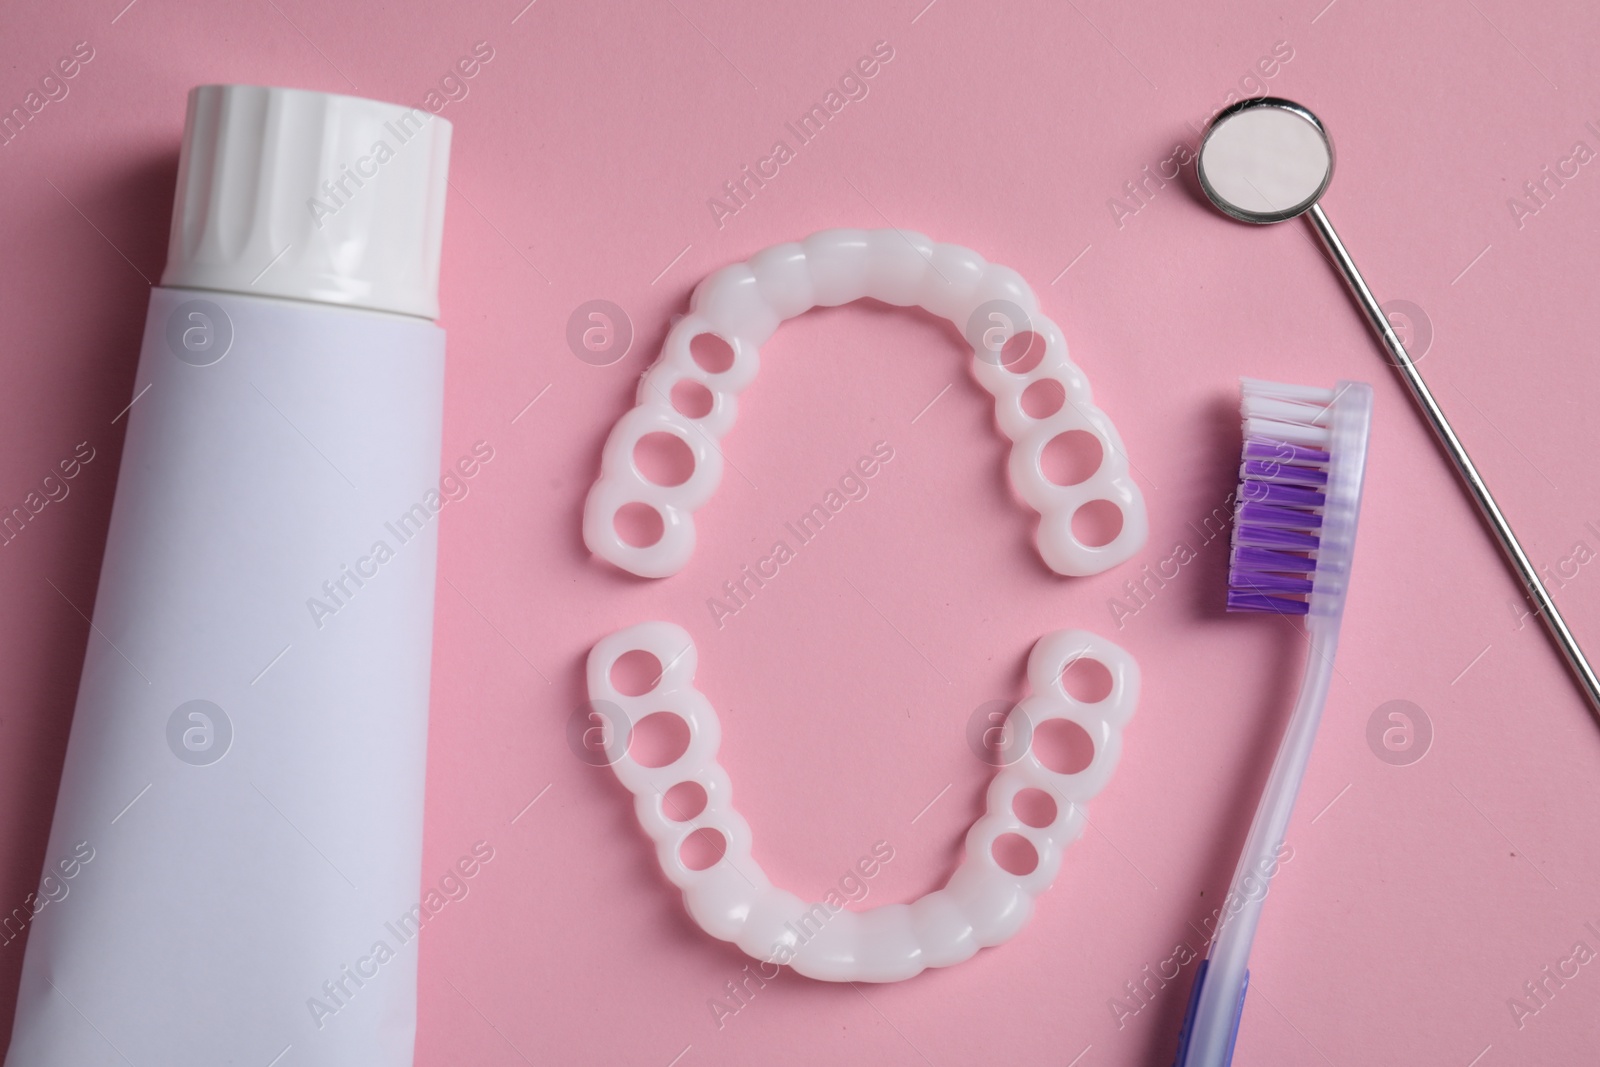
xmin=162 ymin=85 xmax=452 ymax=320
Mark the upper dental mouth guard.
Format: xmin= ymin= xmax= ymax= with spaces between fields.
xmin=581 ymin=229 xmax=1149 ymax=982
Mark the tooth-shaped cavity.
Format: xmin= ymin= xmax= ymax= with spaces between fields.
xmin=788 ymin=907 xmax=862 ymax=981
xmin=943 ymin=859 xmax=1034 ymax=946
xmin=735 ymin=888 xmax=809 ymax=962
xmin=580 ymin=481 xmax=693 ymax=579
xmin=693 ymin=264 xmax=780 ymax=347
xmin=967 ymin=265 xmax=1039 ymax=323
xmin=850 ymin=904 xmax=923 ymax=983
xmin=585 ymin=622 xmax=1139 ymax=981
xmin=582 ymin=229 xmax=1149 ymax=579
xmin=921 ymin=242 xmax=989 ymax=321
xmin=748 ymin=242 xmax=814 ymax=318
xmin=803 ymin=229 xmax=875 ymax=306
xmin=682 ymin=860 xmax=768 ymax=941
xmin=909 ymin=890 xmax=978 ymax=968
xmin=862 ymin=229 xmax=933 ymax=306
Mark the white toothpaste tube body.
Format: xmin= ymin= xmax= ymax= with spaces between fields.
xmin=6 ymin=85 xmax=452 ymax=1067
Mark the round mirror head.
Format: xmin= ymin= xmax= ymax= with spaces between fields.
xmin=1197 ymin=97 xmax=1334 ymax=224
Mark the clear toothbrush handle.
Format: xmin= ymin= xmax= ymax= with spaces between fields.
xmin=1176 ymin=618 xmax=1340 ymax=1067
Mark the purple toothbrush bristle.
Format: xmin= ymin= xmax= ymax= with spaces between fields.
xmin=1237 ymin=502 xmax=1325 ymax=529
xmin=1231 ymin=571 xmax=1313 ymax=595
xmin=1227 ymin=590 xmax=1311 ymax=615
xmin=1228 ymin=383 xmax=1336 ymax=614
xmin=1243 ymin=437 xmax=1330 ymax=464
xmin=1232 ymin=546 xmax=1317 ymax=573
xmin=1242 ymin=459 xmax=1328 ymax=486
xmin=1234 ymin=525 xmax=1319 ymax=551
xmin=1239 ymin=482 xmax=1325 ymax=508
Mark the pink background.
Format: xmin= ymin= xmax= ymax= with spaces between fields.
xmin=5 ymin=0 xmax=1600 ymax=1064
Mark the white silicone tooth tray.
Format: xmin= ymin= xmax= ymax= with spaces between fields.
xmin=581 ymin=229 xmax=1148 ymax=982
xmin=583 ymin=228 xmax=1148 ymax=579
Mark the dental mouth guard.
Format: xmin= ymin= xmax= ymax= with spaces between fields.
xmin=581 ymin=230 xmax=1148 ymax=981
xmin=584 ymin=229 xmax=1146 ymax=578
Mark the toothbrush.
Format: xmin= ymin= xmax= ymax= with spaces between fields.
xmin=1173 ymin=377 xmax=1373 ymax=1067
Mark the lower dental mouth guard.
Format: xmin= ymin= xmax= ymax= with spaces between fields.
xmin=579 ymin=229 xmax=1149 ymax=981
